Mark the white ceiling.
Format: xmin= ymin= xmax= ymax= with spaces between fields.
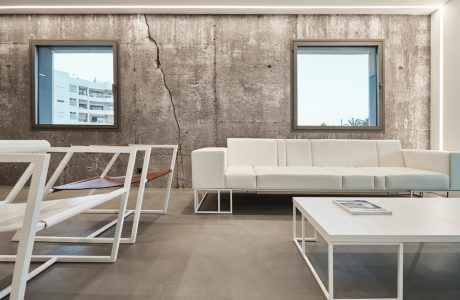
xmin=0 ymin=0 xmax=450 ymax=15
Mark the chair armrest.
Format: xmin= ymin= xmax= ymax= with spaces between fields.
xmin=50 ymin=146 xmax=135 ymax=154
xmin=191 ymin=147 xmax=227 ymax=189
xmin=0 ymin=140 xmax=50 ymax=154
xmin=402 ymin=149 xmax=460 ymax=190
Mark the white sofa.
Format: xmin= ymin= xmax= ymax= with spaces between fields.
xmin=191 ymin=138 xmax=460 ymax=213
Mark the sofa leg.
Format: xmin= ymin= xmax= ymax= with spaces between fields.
xmin=194 ymin=189 xmax=232 ymax=214
xmin=230 ymin=190 xmax=233 ymax=213
xmin=217 ymin=189 xmax=221 ymax=212
xmin=194 ymin=190 xmax=198 ymax=213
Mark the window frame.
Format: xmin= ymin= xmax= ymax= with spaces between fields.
xmin=291 ymin=40 xmax=385 ymax=132
xmin=30 ymin=40 xmax=120 ymax=131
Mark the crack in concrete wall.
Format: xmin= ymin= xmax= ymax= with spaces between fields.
xmin=212 ymin=16 xmax=218 ymax=145
xmin=143 ymin=14 xmax=186 ymax=188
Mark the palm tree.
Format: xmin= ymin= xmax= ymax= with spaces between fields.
xmin=347 ymin=118 xmax=364 ymax=126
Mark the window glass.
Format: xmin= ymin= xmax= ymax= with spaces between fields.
xmin=33 ymin=42 xmax=117 ymax=128
xmin=292 ymin=42 xmax=382 ymax=130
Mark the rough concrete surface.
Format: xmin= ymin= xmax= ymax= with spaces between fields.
xmin=1 ymin=188 xmax=460 ymax=300
xmin=0 ymin=15 xmax=431 ymax=187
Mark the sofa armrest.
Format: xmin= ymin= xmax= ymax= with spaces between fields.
xmin=191 ymin=147 xmax=227 ymax=189
xmin=450 ymin=152 xmax=460 ymax=191
xmin=402 ymin=149 xmax=460 ymax=190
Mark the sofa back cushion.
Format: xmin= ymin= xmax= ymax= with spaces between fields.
xmin=227 ymin=138 xmax=278 ymax=166
xmin=226 ymin=138 xmax=404 ymax=168
xmin=376 ymin=140 xmax=405 ymax=167
xmin=285 ymin=140 xmax=312 ymax=166
xmin=310 ymin=140 xmax=379 ymax=167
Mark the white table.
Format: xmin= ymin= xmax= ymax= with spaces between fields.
xmin=293 ymin=197 xmax=460 ymax=300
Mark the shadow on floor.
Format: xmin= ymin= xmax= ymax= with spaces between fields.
xmin=196 ymin=192 xmax=412 ymax=215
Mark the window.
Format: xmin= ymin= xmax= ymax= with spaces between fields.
xmin=69 ymin=84 xmax=77 ymax=93
xmin=292 ymin=40 xmax=384 ymax=131
xmin=89 ymin=88 xmax=105 ymax=98
xmin=78 ymin=86 xmax=88 ymax=96
xmin=91 ymin=116 xmax=106 ymax=123
xmin=78 ymin=113 xmax=88 ymax=122
xmin=31 ymin=40 xmax=119 ymax=129
xmin=90 ymin=104 xmax=104 ymax=111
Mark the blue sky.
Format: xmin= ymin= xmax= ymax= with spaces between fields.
xmin=297 ymin=53 xmax=370 ymax=126
xmin=54 ymin=52 xmax=114 ymax=83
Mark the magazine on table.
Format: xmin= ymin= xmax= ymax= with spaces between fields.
xmin=333 ymin=199 xmax=392 ymax=215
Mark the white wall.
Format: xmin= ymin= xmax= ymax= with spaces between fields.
xmin=0 ymin=0 xmax=448 ymax=14
xmin=431 ymin=8 xmax=442 ymax=150
xmin=442 ymin=0 xmax=460 ymax=151
xmin=431 ymin=0 xmax=460 ymax=151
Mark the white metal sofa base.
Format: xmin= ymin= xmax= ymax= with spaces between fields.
xmin=194 ymin=189 xmax=233 ymax=214
xmin=193 ymin=189 xmax=456 ymax=214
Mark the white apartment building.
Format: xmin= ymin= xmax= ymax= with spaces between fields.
xmin=52 ymin=70 xmax=114 ymax=125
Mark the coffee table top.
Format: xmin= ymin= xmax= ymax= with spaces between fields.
xmin=293 ymin=197 xmax=460 ymax=243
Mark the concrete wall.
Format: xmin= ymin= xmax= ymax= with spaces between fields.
xmin=0 ymin=14 xmax=431 ymax=187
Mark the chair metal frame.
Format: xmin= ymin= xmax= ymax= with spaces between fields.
xmin=0 ymin=146 xmax=138 ymax=300
xmin=29 ymin=144 xmax=178 ymax=245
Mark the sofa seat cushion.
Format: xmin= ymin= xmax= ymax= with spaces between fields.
xmin=225 ymin=166 xmax=256 ymax=189
xmin=254 ymin=166 xmax=342 ymax=190
xmin=359 ymin=167 xmax=449 ymax=191
xmin=325 ymin=167 xmax=375 ymax=190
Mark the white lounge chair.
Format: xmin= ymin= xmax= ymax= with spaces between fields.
xmin=29 ymin=144 xmax=178 ymax=245
xmin=0 ymin=141 xmax=138 ymax=300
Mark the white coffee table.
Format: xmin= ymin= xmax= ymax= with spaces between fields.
xmin=293 ymin=197 xmax=460 ymax=300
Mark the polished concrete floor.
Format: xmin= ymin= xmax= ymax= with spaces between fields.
xmin=1 ymin=189 xmax=460 ymax=299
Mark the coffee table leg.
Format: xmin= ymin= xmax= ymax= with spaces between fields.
xmin=302 ymin=216 xmax=306 ymax=252
xmin=295 ymin=239 xmax=404 ymax=299
xmin=328 ymin=243 xmax=334 ymax=300
xmin=397 ymin=243 xmax=404 ymax=300
xmin=326 ymin=242 xmax=403 ymax=300
xmin=293 ymin=205 xmax=318 ymax=244
xmin=293 ymin=204 xmax=297 ymax=241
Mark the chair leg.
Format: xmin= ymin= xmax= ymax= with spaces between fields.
xmin=129 ymin=148 xmax=152 ymax=244
xmin=109 ymin=151 xmax=136 ymax=261
xmin=0 ymin=258 xmax=57 ymax=299
xmin=162 ymin=172 xmax=174 ymax=214
xmin=11 ymin=156 xmax=49 ymax=300
xmin=4 ymin=164 xmax=34 ymax=203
